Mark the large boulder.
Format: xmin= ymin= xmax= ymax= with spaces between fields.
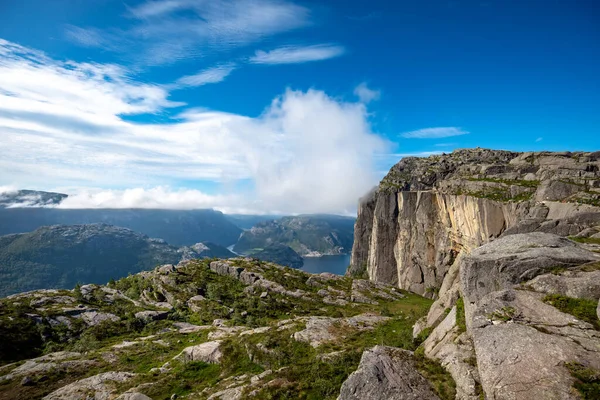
xmin=421 ymin=307 xmax=481 ymax=400
xmin=337 ymin=346 xmax=440 ymax=400
xmin=174 ymin=341 xmax=223 ymax=364
xmin=293 ymin=314 xmax=389 ymax=348
xmin=0 ymin=352 xmax=94 ymax=382
xmin=460 ymin=232 xmax=599 ymax=323
xmin=134 ymin=310 xmax=169 ymax=322
xmin=470 ymin=289 xmax=600 ymax=400
xmin=525 ymin=267 xmax=600 ymax=300
xmin=115 ymin=394 xmax=153 ymax=400
xmin=43 ymin=372 xmax=135 ymax=400
xmin=77 ymin=311 xmax=120 ymax=326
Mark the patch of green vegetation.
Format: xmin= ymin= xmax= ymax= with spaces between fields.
xmin=580 ymin=262 xmax=600 ymax=272
xmin=456 ymin=297 xmax=466 ymax=333
xmin=348 ymin=262 xmax=369 ymax=280
xmin=230 ymin=325 xmax=361 ymax=400
xmin=220 ymin=338 xmax=265 ymax=376
xmin=468 ymin=177 xmax=540 ymax=188
xmin=1 ymin=255 xmax=443 ymax=399
xmin=414 ymin=348 xmax=457 ymax=400
xmin=549 ymin=266 xmax=568 ymax=275
xmin=425 ymin=286 xmax=440 ymax=298
xmin=413 ymin=327 xmax=432 ymax=347
xmin=112 ymin=274 xmax=155 ymax=301
xmin=464 ymin=188 xmax=534 ymax=202
xmin=488 ymin=306 xmax=516 ymax=322
xmin=569 ymin=236 xmax=600 ymax=246
xmin=464 ymin=356 xmax=477 ymax=367
xmin=575 ymin=197 xmax=600 ymax=207
xmin=543 ymin=294 xmax=600 ymax=330
xmin=141 ymin=361 xmax=222 ymax=399
xmin=566 ymin=362 xmax=600 ymax=399
xmin=0 ymin=302 xmax=45 ymax=363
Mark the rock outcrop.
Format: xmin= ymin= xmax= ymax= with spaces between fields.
xmin=350 ymin=149 xmax=600 ymax=400
xmin=174 ymin=341 xmax=223 ymax=364
xmin=350 ymin=149 xmax=600 ymax=296
xmin=43 ymin=371 xmax=135 ymax=400
xmin=337 ymin=346 xmax=441 ymax=400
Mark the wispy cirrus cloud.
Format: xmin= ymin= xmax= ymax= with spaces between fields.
xmin=67 ymin=0 xmax=312 ymax=66
xmin=0 ymin=39 xmax=385 ymax=214
xmin=127 ymin=0 xmax=188 ymax=19
xmin=354 ymin=82 xmax=380 ymax=103
xmin=64 ymin=25 xmax=107 ymax=48
xmin=402 ymin=127 xmax=469 ymax=139
xmin=174 ymin=64 xmax=237 ymax=88
xmin=250 ymin=44 xmax=345 ymax=64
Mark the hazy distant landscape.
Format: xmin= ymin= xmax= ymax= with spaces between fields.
xmin=0 ymin=189 xmax=356 ymax=296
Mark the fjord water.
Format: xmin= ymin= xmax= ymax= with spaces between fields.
xmin=300 ymin=254 xmax=351 ymax=275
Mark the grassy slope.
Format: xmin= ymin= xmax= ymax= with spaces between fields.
xmin=0 ymin=258 xmax=454 ymax=400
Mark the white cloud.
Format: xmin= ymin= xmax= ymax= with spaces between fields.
xmin=250 ymin=44 xmax=345 ymax=64
xmin=434 ymin=143 xmax=456 ymax=147
xmin=353 ymin=82 xmax=380 ymax=103
xmin=57 ymin=187 xmax=243 ymax=211
xmin=64 ymin=25 xmax=107 ymax=48
xmin=174 ymin=64 xmax=236 ymax=88
xmin=127 ymin=0 xmax=188 ymax=19
xmin=0 ymin=39 xmax=386 ymax=214
xmin=536 ymin=137 xmax=543 ymax=142
xmin=0 ymin=186 xmax=18 ymax=195
xmin=402 ymin=127 xmax=469 ymax=139
xmin=384 ymin=151 xmax=444 ymax=158
xmin=68 ymin=0 xmax=312 ymax=66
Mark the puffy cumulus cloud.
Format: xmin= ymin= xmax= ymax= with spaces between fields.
xmin=0 ymin=40 xmax=387 ymax=214
xmin=247 ymin=89 xmax=386 ymax=214
xmin=353 ymin=82 xmax=380 ymax=103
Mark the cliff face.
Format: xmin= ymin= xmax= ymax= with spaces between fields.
xmin=348 ymin=149 xmax=600 ymax=400
xmin=350 ymin=149 xmax=600 ymax=296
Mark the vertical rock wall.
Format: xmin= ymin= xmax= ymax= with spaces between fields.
xmin=352 ymin=190 xmax=528 ymax=296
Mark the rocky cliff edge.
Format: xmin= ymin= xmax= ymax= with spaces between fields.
xmin=349 ymin=148 xmax=600 ymax=399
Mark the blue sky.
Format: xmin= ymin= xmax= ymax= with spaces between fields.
xmin=0 ymin=0 xmax=598 ymax=214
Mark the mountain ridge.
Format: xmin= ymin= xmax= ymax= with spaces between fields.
xmin=0 ymin=223 xmax=236 ymax=297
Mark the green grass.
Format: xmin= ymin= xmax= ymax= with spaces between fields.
xmin=566 ymin=362 xmax=600 ymax=399
xmin=0 ymin=257 xmax=448 ymax=400
xmin=414 ymin=347 xmax=457 ymax=400
xmin=543 ymin=294 xmax=599 ymax=330
xmin=488 ymin=306 xmax=516 ymax=322
xmin=141 ymin=361 xmax=222 ymax=398
xmin=467 ymin=177 xmax=540 ymax=188
xmin=569 ymin=236 xmax=600 ymax=246
xmin=456 ymin=297 xmax=466 ymax=333
xmin=413 ymin=327 xmax=432 ymax=347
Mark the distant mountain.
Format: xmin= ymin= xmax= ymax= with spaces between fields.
xmin=0 ymin=224 xmax=235 ymax=297
xmin=0 ymin=207 xmax=242 ymax=247
xmin=0 ymin=189 xmax=67 ymax=208
xmin=250 ymin=244 xmax=304 ymax=269
xmin=225 ymin=214 xmax=282 ymax=230
xmin=179 ymin=241 xmax=236 ymax=261
xmin=234 ymin=214 xmax=356 ymax=256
